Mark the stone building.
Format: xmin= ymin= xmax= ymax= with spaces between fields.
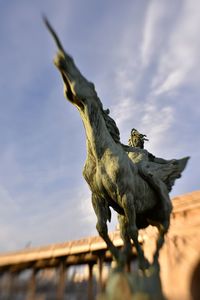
xmin=142 ymin=190 xmax=200 ymax=300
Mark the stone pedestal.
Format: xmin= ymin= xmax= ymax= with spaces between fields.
xmin=97 ymin=266 xmax=166 ymax=300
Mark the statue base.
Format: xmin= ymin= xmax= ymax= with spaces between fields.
xmin=97 ymin=265 xmax=166 ymax=300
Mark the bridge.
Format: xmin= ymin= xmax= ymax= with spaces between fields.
xmin=0 ymin=190 xmax=199 ymax=300
xmin=0 ymin=227 xmax=139 ymax=299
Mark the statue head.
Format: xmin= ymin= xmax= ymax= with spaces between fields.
xmin=128 ymin=128 xmax=148 ymax=149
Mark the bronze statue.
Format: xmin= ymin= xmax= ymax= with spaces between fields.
xmin=44 ymin=18 xmax=189 ymax=276
xmin=127 ymin=128 xmax=185 ymax=227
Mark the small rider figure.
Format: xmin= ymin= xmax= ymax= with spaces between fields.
xmin=127 ymin=128 xmax=174 ymax=217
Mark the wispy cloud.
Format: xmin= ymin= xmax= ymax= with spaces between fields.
xmin=103 ymin=1 xmax=176 ymax=146
xmin=140 ymin=101 xmax=174 ymax=153
xmin=140 ymin=0 xmax=166 ymax=67
xmin=152 ymin=0 xmax=200 ymax=95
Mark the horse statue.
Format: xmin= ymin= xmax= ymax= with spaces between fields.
xmin=45 ymin=18 xmax=189 ymax=270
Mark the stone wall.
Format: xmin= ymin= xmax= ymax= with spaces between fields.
xmin=142 ymin=190 xmax=200 ymax=300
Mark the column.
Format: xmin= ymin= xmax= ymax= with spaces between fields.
xmin=88 ymin=263 xmax=94 ymax=300
xmin=26 ymin=269 xmax=38 ymax=300
xmin=56 ymin=261 xmax=67 ymax=300
xmin=5 ymin=273 xmax=17 ymax=300
xmin=97 ymin=255 xmax=104 ymax=293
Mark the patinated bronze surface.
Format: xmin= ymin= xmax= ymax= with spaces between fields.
xmin=45 ymin=18 xmax=189 ymax=299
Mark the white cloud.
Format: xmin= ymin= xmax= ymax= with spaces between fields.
xmin=152 ymin=0 xmax=200 ymax=95
xmin=140 ymin=102 xmax=174 ymax=153
xmin=111 ymin=97 xmax=134 ymax=128
xmin=154 ymin=70 xmax=185 ymax=95
xmin=141 ymin=0 xmax=165 ymax=67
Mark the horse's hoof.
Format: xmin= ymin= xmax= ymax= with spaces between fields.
xmin=139 ymin=258 xmax=150 ymax=271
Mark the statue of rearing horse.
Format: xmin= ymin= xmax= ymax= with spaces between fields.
xmin=45 ymin=19 xmax=189 ymax=270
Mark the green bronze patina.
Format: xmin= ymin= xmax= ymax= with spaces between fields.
xmin=45 ymin=18 xmax=189 ymax=298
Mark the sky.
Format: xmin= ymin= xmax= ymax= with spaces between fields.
xmin=0 ymin=0 xmax=199 ymax=253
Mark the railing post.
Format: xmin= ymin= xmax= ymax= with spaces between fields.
xmin=56 ymin=261 xmax=67 ymax=300
xmin=88 ymin=263 xmax=94 ymax=300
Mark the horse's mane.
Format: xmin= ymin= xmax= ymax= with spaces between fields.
xmin=102 ymin=109 xmax=121 ymax=143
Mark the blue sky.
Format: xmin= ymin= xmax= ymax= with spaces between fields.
xmin=0 ymin=0 xmax=199 ymax=252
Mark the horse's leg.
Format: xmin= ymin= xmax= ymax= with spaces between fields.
xmin=118 ymin=214 xmax=132 ymax=268
xmin=122 ymin=193 xmax=149 ymax=270
xmin=92 ymin=194 xmax=119 ymax=262
xmin=153 ymin=217 xmax=170 ymax=267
